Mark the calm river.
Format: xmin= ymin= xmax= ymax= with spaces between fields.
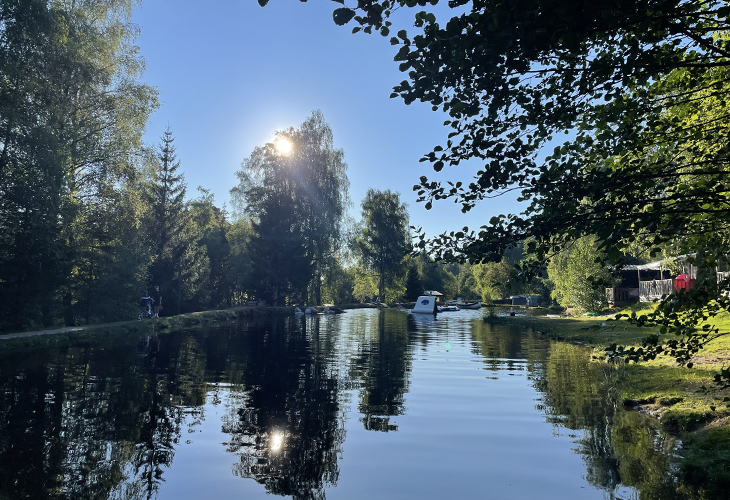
xmin=0 ymin=309 xmax=686 ymax=499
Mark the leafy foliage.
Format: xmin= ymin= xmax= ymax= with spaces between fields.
xmin=300 ymin=0 xmax=730 ymax=370
xmin=356 ymin=189 xmax=410 ymax=300
xmin=0 ymin=0 xmax=157 ymax=329
xmin=547 ymin=236 xmax=613 ymax=313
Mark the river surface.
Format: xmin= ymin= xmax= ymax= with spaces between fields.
xmin=0 ymin=309 xmax=686 ymax=499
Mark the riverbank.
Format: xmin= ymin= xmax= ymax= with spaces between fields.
xmin=0 ymin=303 xmax=383 ymax=351
xmin=0 ymin=306 xmax=300 ymax=351
xmin=485 ymin=305 xmax=730 ymax=425
xmin=485 ymin=305 xmax=730 ymax=495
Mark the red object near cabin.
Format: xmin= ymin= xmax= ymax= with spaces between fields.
xmin=673 ymin=274 xmax=695 ymax=292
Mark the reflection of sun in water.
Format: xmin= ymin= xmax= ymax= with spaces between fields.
xmin=271 ymin=431 xmax=284 ymax=452
xmin=275 ymin=139 xmax=292 ymax=154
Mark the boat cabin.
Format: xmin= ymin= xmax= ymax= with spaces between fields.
xmin=422 ymin=290 xmax=444 ymax=302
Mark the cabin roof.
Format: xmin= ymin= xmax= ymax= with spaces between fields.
xmin=422 ymin=290 xmax=443 ymax=296
xmin=621 ymin=254 xmax=691 ymax=271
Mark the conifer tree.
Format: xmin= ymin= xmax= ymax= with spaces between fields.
xmin=147 ymin=128 xmax=209 ymax=314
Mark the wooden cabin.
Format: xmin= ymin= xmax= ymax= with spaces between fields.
xmin=606 ymin=257 xmax=698 ymax=306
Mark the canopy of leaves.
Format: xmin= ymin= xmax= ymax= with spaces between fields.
xmin=356 ymin=189 xmax=410 ymax=299
xmin=288 ymin=0 xmax=730 ymax=369
xmin=547 ymin=236 xmax=613 ymax=313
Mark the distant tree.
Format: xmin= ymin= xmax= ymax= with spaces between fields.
xmin=404 ymin=260 xmax=423 ymax=301
xmin=454 ymin=263 xmax=479 ymax=301
xmin=473 ymin=261 xmax=512 ymax=303
xmin=420 ymin=257 xmax=457 ymax=299
xmin=188 ymin=188 xmax=232 ymax=309
xmin=352 ymin=266 xmax=379 ymax=303
xmin=547 ymin=236 xmax=613 ymax=313
xmin=321 ymin=262 xmax=355 ymax=305
xmin=356 ymin=189 xmax=410 ymax=300
xmin=227 ymin=219 xmax=254 ymax=305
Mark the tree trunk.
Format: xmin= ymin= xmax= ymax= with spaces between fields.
xmin=177 ymin=257 xmax=182 ymax=314
xmin=379 ymin=260 xmax=385 ymax=301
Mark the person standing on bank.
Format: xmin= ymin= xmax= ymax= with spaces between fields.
xmin=152 ymin=286 xmax=162 ymax=318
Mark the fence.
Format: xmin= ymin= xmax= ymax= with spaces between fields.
xmin=639 ymin=280 xmax=674 ymax=302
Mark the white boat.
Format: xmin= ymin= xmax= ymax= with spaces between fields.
xmin=456 ymin=301 xmax=481 ymax=310
xmin=411 ymin=295 xmax=437 ymax=314
xmin=437 ymin=305 xmax=459 ymax=312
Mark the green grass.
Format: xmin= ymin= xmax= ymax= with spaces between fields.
xmin=485 ymin=303 xmax=730 ymax=428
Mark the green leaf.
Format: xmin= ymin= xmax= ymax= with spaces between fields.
xmin=333 ymin=8 xmax=356 ymax=25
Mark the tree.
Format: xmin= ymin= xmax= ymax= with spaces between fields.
xmin=290 ymin=111 xmax=350 ymax=305
xmin=287 ymin=0 xmax=730 ymax=370
xmin=0 ymin=0 xmax=157 ymax=330
xmin=188 ymin=188 xmax=232 ymax=309
xmin=227 ymin=219 xmax=254 ymax=305
xmin=547 ymin=236 xmax=613 ymax=313
xmin=352 ymin=265 xmax=379 ymax=303
xmin=356 ymin=189 xmax=410 ymax=300
xmin=473 ymin=260 xmax=512 ymax=304
xmin=231 ymin=137 xmax=312 ymax=305
xmin=404 ymin=259 xmax=423 ymax=301
xmin=231 ymin=111 xmax=349 ymax=306
xmin=147 ymin=129 xmax=209 ymax=314
xmin=321 ymin=261 xmax=356 ymax=305
xmin=453 ymin=263 xmax=480 ymax=301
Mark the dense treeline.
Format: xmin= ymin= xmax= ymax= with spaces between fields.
xmin=0 ymin=0 xmax=562 ymax=334
xmin=0 ymin=1 xmax=528 ymax=333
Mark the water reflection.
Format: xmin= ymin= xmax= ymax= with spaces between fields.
xmin=0 ymin=310 xmax=715 ymax=499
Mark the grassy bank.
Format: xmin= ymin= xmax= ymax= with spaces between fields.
xmin=485 ymin=304 xmax=730 ymax=494
xmin=485 ymin=305 xmax=730 ymax=421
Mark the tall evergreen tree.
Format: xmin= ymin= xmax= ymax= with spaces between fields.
xmin=147 ymin=128 xmax=209 ymax=314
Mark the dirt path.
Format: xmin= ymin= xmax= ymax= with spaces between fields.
xmin=0 ymin=320 xmax=142 ymax=340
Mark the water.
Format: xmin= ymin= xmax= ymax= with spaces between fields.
xmin=0 ymin=309 xmax=687 ymax=499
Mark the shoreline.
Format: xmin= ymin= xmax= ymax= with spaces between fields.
xmin=0 ymin=303 xmax=388 ymax=351
xmin=485 ymin=309 xmax=730 ymax=493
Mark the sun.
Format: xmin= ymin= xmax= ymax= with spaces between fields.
xmin=275 ymin=138 xmax=292 ymax=154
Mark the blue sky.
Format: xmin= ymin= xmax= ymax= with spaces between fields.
xmin=132 ymin=0 xmax=523 ymax=238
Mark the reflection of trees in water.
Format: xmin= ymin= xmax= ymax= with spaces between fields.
xmin=351 ymin=310 xmax=411 ymax=432
xmin=0 ymin=332 xmax=208 ymax=500
xmin=220 ymin=316 xmax=349 ymax=500
xmin=535 ymin=342 xmax=697 ymax=500
xmin=469 ymin=321 xmax=551 ymax=376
